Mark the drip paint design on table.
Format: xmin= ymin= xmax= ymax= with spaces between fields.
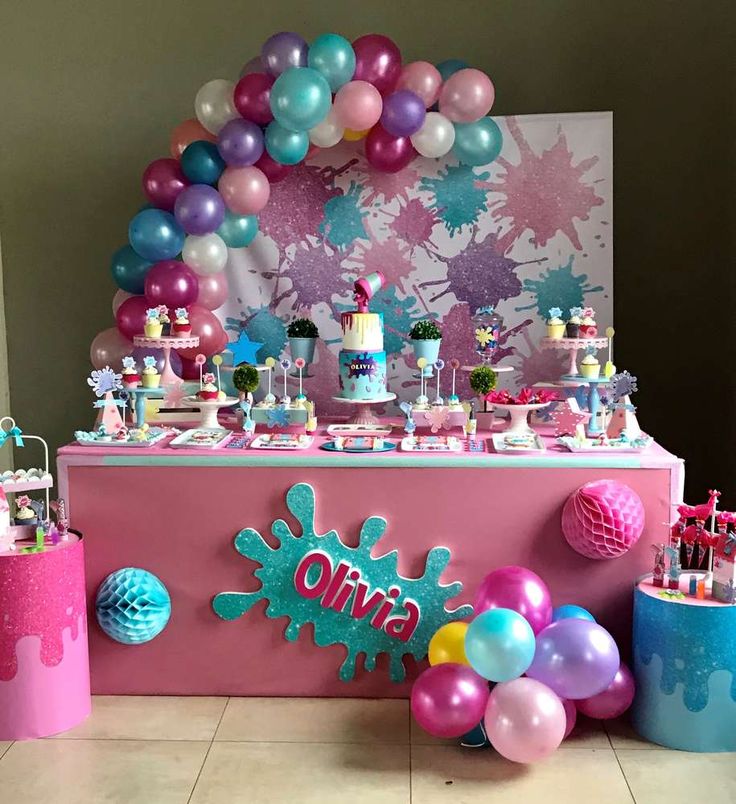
xmin=213 ymin=482 xmax=471 ymax=682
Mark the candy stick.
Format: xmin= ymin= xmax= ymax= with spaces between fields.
xmin=195 ymin=353 xmax=206 ymax=390
xmin=280 ymin=358 xmax=292 ymax=402
xmin=434 ymin=359 xmax=445 ymax=404
xmin=264 ymin=356 xmax=276 ymax=401
xmin=212 ymin=354 xmax=223 ymax=394
xmin=417 ymin=358 xmax=427 ymax=402
xmin=295 ymin=357 xmax=305 ymax=398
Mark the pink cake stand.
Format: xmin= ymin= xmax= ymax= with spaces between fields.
xmin=540 ymin=336 xmax=609 ymax=377
xmin=332 ymin=393 xmax=396 ymax=426
xmin=133 ymin=334 xmax=200 ymax=386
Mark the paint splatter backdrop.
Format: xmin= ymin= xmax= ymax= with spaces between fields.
xmin=221 ymin=112 xmax=612 ymax=413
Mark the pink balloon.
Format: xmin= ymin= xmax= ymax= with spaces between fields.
xmin=438 ymin=68 xmax=495 ymax=123
xmin=575 ymin=662 xmax=635 ymax=720
xmin=474 ymin=566 xmax=552 ymax=635
xmin=364 ymin=124 xmax=416 ymax=173
xmin=144 ymin=260 xmax=199 ymax=308
xmin=142 ymin=158 xmax=189 ymax=211
xmin=196 ymin=271 xmax=229 ymax=310
xmin=176 ymin=305 xmax=227 ymax=358
xmin=179 ymin=355 xmax=202 ymax=380
xmin=254 ymin=151 xmax=293 ymax=183
xmin=219 ymin=166 xmax=270 ymax=215
xmin=90 ymin=327 xmax=133 ymax=370
xmin=411 ymin=663 xmax=489 ymax=738
xmin=333 ymin=81 xmax=383 ymax=131
xmin=485 ymin=678 xmax=566 ymax=763
xmin=397 ymin=61 xmax=442 ymax=107
xmin=561 ymin=698 xmax=577 ymax=739
xmin=115 ymin=295 xmax=149 ymax=340
xmin=352 ymin=34 xmax=402 ymax=95
xmin=112 ymin=289 xmax=133 ymax=317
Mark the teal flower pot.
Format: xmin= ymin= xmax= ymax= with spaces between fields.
xmin=289 ymin=337 xmax=317 ymax=365
xmin=411 ymin=338 xmax=441 ymax=377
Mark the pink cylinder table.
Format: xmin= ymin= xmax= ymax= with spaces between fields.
xmin=0 ymin=533 xmax=91 ymax=739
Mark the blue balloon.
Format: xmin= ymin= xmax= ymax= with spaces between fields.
xmin=181 ymin=140 xmax=225 ymax=185
xmin=265 ymin=121 xmax=309 ymax=165
xmin=128 ymin=208 xmax=185 ymax=261
xmin=464 ymin=608 xmax=536 ymax=682
xmin=217 ymin=210 xmax=259 ymax=248
xmin=270 ymin=67 xmax=331 ymax=132
xmin=96 ymin=568 xmax=171 ymax=645
xmin=453 ymin=117 xmax=503 ymax=166
xmin=110 ymin=245 xmax=152 ymax=294
xmin=552 ymin=605 xmax=596 ymax=623
xmin=436 ymin=58 xmax=468 ymax=82
xmin=308 ymin=33 xmax=356 ymax=91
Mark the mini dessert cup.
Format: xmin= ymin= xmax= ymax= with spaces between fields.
xmin=144 ymin=322 xmax=163 ymax=337
xmin=547 ymin=322 xmax=566 ymax=339
xmin=173 ymin=322 xmax=192 ymax=336
xmin=142 ymin=373 xmax=161 ymax=388
xmin=580 ymin=358 xmax=601 ymax=379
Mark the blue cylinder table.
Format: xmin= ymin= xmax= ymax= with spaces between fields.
xmin=632 ymin=574 xmax=736 ymax=752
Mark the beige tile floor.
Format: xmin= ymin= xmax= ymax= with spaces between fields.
xmin=0 ymin=696 xmax=733 ymax=803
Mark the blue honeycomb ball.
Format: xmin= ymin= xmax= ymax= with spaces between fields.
xmin=95 ymin=568 xmax=171 ymax=645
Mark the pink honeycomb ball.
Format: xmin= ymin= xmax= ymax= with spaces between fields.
xmin=562 ymin=480 xmax=645 ymax=560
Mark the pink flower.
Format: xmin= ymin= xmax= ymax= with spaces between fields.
xmin=203 ymin=372 xmax=215 ymax=384
xmin=16 ymin=495 xmax=30 ymax=508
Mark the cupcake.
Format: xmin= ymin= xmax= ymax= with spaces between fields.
xmin=173 ymin=307 xmax=192 ymax=337
xmin=580 ymin=352 xmax=601 ymax=378
xmin=121 ymin=356 xmax=141 ymax=389
xmin=158 ymin=305 xmax=171 ymax=336
xmin=198 ymin=372 xmax=219 ymax=400
xmin=14 ymin=495 xmax=37 ymax=526
xmin=579 ymin=307 xmax=598 ymax=338
xmin=141 ymin=355 xmax=161 ymax=388
xmin=546 ymin=307 xmax=566 ymax=339
xmin=144 ymin=308 xmax=163 ymax=338
xmin=566 ymin=307 xmax=583 ymax=338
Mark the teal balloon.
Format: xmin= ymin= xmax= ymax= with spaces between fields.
xmin=110 ymin=245 xmax=152 ymax=294
xmin=436 ymin=58 xmax=468 ymax=81
xmin=217 ymin=210 xmax=258 ymax=248
xmin=128 ymin=209 xmax=185 ymax=261
xmin=552 ymin=605 xmax=596 ymax=623
xmin=464 ymin=608 xmax=536 ymax=682
xmin=308 ymin=33 xmax=356 ymax=91
xmin=265 ymin=121 xmax=309 ymax=165
xmin=453 ymin=117 xmax=503 ymax=167
xmin=181 ymin=140 xmax=225 ymax=185
xmin=270 ymin=67 xmax=331 ymax=132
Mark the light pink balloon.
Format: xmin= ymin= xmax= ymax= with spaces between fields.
xmin=438 ymin=68 xmax=495 ymax=123
xmin=218 ymin=166 xmax=270 ymax=215
xmin=90 ymin=327 xmax=133 ymax=370
xmin=484 ymin=678 xmax=566 ymax=763
xmin=196 ymin=271 xmax=229 ymax=310
xmin=397 ymin=61 xmax=442 ymax=108
xmin=333 ymin=81 xmax=383 ymax=132
xmin=112 ymin=289 xmax=133 ymax=317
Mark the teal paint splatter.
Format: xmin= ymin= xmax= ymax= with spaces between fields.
xmin=421 ymin=165 xmax=491 ymax=235
xmin=319 ymin=181 xmax=368 ymax=250
xmin=225 ymin=308 xmax=287 ymax=363
xmin=515 ymin=256 xmax=603 ymax=317
xmin=213 ymin=483 xmax=471 ymax=682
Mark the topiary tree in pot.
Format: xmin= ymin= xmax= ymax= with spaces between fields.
xmin=287 ymin=318 xmax=319 ymax=365
xmin=409 ymin=319 xmax=442 ymax=377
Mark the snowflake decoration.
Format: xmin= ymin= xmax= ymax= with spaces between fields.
xmin=174 ymin=307 xmax=187 ymax=320
xmin=213 ymin=483 xmax=471 ymax=682
xmin=122 ymin=356 xmax=135 ymax=370
xmin=475 ymin=327 xmax=494 ymax=347
xmin=548 ymin=307 xmax=563 ymax=319
xmin=87 ymin=366 xmax=122 ymax=397
xmin=569 ymin=306 xmax=584 ymax=318
xmin=610 ymin=371 xmax=638 ymax=402
xmin=143 ymin=356 xmax=157 ymax=370
xmin=267 ymin=406 xmax=291 ymax=428
xmin=424 ymin=406 xmax=451 ymax=434
xmin=146 ymin=307 xmax=160 ymax=321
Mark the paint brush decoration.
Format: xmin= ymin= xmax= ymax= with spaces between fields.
xmin=604 ymin=327 xmax=616 ymax=378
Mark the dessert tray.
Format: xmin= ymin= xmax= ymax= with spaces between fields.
xmin=320 ymin=436 xmax=397 ymax=453
xmin=250 ymin=434 xmax=314 ymax=450
xmin=74 ymin=427 xmax=170 ymax=448
xmin=326 ymin=422 xmax=393 ymax=437
xmin=556 ymin=433 xmax=653 ymax=453
xmin=401 ymin=435 xmax=463 ymax=452
xmin=168 ymin=428 xmax=231 ymax=449
xmin=492 ymin=431 xmax=546 ymax=453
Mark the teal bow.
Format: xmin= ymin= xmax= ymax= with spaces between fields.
xmin=0 ymin=426 xmax=24 ymax=447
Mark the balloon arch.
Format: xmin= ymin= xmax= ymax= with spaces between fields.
xmin=94 ymin=32 xmax=502 ymax=378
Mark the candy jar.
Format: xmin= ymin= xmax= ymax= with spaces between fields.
xmin=472 ymin=306 xmax=504 ymax=363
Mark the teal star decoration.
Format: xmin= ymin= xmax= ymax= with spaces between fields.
xmin=227 ymin=330 xmax=264 ymax=366
xmin=267 ymin=406 xmax=290 ymax=428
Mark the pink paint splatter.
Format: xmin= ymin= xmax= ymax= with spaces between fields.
xmin=490 ymin=117 xmax=604 ymax=253
xmin=359 ymin=160 xmax=421 ymax=207
xmin=511 ymin=329 xmax=568 ymax=385
xmin=390 ymin=198 xmax=438 ymax=248
xmin=350 ymin=237 xmax=415 ymax=289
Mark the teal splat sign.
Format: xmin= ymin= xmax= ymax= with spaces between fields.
xmin=213 ymin=483 xmax=472 ymax=682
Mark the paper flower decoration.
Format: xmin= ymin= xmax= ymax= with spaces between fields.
xmin=583 ymin=307 xmax=595 ymax=318
xmin=95 ymin=567 xmax=171 ymax=644
xmin=203 ymin=372 xmax=215 ymax=384
xmin=157 ymin=304 xmax=169 ymax=316
xmin=122 ymin=356 xmax=135 ymax=370
xmin=267 ymin=406 xmax=291 ymax=428
xmin=424 ymin=406 xmax=451 ymax=433
xmin=487 ymin=388 xmax=558 ymax=406
xmin=143 ymin=355 xmax=157 ymax=369
xmin=16 ymin=494 xmax=31 ymax=509
xmin=145 ymin=307 xmax=160 ymax=321
xmin=548 ymin=307 xmax=563 ymax=319
xmin=475 ymin=327 xmax=494 ymax=347
xmin=569 ymin=306 xmax=584 ymax=318
xmin=87 ymin=366 xmax=123 ymax=397
xmin=174 ymin=307 xmax=187 ymax=319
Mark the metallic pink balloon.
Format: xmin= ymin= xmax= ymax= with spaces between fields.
xmin=90 ymin=327 xmax=133 ymax=370
xmin=254 ymin=151 xmax=292 ymax=183
xmin=575 ymin=662 xmax=635 ymax=719
xmin=196 ymin=271 xmax=229 ymax=311
xmin=438 ymin=68 xmax=495 ymax=123
xmin=561 ymin=697 xmax=577 ymax=739
xmin=176 ymin=304 xmax=227 ymax=358
xmin=474 ymin=566 xmax=552 ymax=635
xmin=142 ymin=158 xmax=189 ymax=211
xmin=333 ymin=80 xmax=383 ymax=131
xmin=396 ymin=61 xmax=442 ymax=107
xmin=115 ymin=295 xmax=149 ymax=340
xmin=364 ymin=124 xmax=416 ymax=173
xmin=352 ymin=34 xmax=402 ymax=95
xmin=485 ymin=678 xmax=566 ymax=763
xmin=411 ymin=663 xmax=489 ymax=738
xmin=144 ymin=260 xmax=199 ymax=308
xmin=218 ymin=166 xmax=270 ymax=215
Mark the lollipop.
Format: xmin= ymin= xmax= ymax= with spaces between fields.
xmin=280 ymin=358 xmax=292 ymax=404
xmin=449 ymin=358 xmax=460 ymax=404
xmin=416 ymin=357 xmax=428 ymax=405
xmin=294 ymin=357 xmax=306 ymax=401
xmin=264 ymin=356 xmax=276 ymax=403
xmin=433 ymin=359 xmax=445 ymax=405
xmin=195 ymin=353 xmax=207 ymax=389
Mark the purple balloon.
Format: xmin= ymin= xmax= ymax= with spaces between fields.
xmin=411 ymin=663 xmax=489 ymax=738
xmin=526 ymin=619 xmax=620 ymax=700
xmin=261 ymin=31 xmax=308 ymax=77
xmin=174 ymin=184 xmax=225 ymax=235
xmin=474 ymin=566 xmax=552 ymax=635
xmin=381 ymin=90 xmax=427 ymax=137
xmin=131 ymin=345 xmax=182 ymax=376
xmin=144 ymin=260 xmax=199 ymax=308
xmin=217 ymin=118 xmax=265 ymax=167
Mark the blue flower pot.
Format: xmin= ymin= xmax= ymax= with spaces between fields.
xmin=411 ymin=338 xmax=442 ymax=377
xmin=289 ymin=337 xmax=317 ymax=365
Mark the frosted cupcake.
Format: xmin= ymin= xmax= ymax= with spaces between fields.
xmin=566 ymin=307 xmax=583 ymax=338
xmin=172 ymin=307 xmax=192 ymax=337
xmin=141 ymin=355 xmax=161 ymax=388
xmin=14 ymin=495 xmax=37 ymax=526
xmin=121 ymin=356 xmax=141 ymax=389
xmin=579 ymin=307 xmax=598 ymax=338
xmin=144 ymin=308 xmax=163 ymax=337
xmin=198 ymin=372 xmax=219 ymax=400
xmin=580 ymin=353 xmax=601 ymax=378
xmin=546 ymin=307 xmax=566 ymax=339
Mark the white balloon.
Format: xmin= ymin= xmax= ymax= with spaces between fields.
xmin=410 ymin=112 xmax=456 ymax=158
xmin=194 ymin=79 xmax=238 ymax=135
xmin=183 ymin=233 xmax=228 ymax=275
xmin=309 ymin=109 xmax=344 ymax=148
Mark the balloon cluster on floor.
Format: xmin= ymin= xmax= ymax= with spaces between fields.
xmin=412 ymin=566 xmax=635 ymax=763
xmin=92 ymin=31 xmax=502 ymax=373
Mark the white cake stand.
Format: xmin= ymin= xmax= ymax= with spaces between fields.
xmin=539 ymin=337 xmax=608 ymax=378
xmin=332 ymin=393 xmax=396 ymax=426
xmin=181 ymin=395 xmax=238 ymax=429
xmin=133 ymin=334 xmax=200 ymax=386
xmin=491 ymin=402 xmax=552 ymax=435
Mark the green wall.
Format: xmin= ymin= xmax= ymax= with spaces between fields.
xmin=0 ymin=1 xmax=733 ymax=496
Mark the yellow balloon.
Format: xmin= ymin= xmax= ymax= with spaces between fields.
xmin=343 ymin=127 xmax=370 ymax=141
xmin=428 ymin=622 xmax=469 ymax=666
